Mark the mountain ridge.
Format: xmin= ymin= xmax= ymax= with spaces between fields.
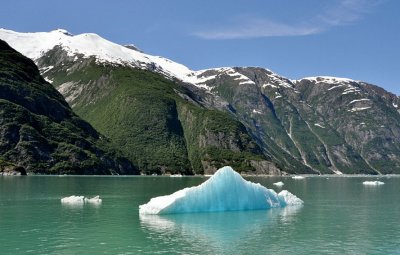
xmin=1 ymin=29 xmax=399 ymax=174
xmin=1 ymin=28 xmax=398 ymax=96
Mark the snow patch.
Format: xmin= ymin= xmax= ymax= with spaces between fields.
xmin=327 ymin=84 xmax=346 ymax=91
xmin=44 ymin=76 xmax=53 ymax=83
xmin=268 ymin=73 xmax=293 ymax=89
xmin=40 ymin=65 xmax=54 ymax=73
xmin=342 ymin=87 xmax=361 ymax=95
xmin=139 ymin=166 xmax=303 ymax=214
xmin=300 ymin=76 xmax=354 ymax=84
xmin=262 ymin=83 xmax=278 ymax=88
xmin=314 ymin=123 xmax=325 ymax=129
xmin=348 ymin=106 xmax=371 ymax=112
xmin=275 ymin=91 xmax=282 ymax=99
xmin=239 ymin=80 xmax=256 ymax=85
xmin=252 ymin=109 xmax=262 ymax=114
xmin=348 ymin=99 xmax=370 ymax=105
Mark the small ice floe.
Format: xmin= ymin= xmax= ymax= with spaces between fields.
xmin=84 ymin=195 xmax=102 ymax=204
xmin=292 ymin=176 xmax=305 ymax=180
xmin=170 ymin=174 xmax=183 ymax=178
xmin=363 ymin=181 xmax=385 ymax=186
xmin=61 ymin=195 xmax=85 ymax=204
xmin=61 ymin=195 xmax=102 ymax=205
xmin=273 ymin=181 xmax=284 ymax=187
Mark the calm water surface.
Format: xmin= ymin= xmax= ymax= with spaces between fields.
xmin=1 ymin=175 xmax=399 ymax=254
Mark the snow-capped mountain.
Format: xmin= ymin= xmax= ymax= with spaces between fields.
xmin=1 ymin=28 xmax=400 ymax=175
xmin=0 ymin=28 xmax=203 ymax=84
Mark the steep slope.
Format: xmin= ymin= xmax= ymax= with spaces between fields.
xmin=195 ymin=68 xmax=400 ymax=174
xmin=41 ymin=57 xmax=272 ymax=175
xmin=0 ymin=40 xmax=137 ymax=174
xmin=293 ymin=77 xmax=400 ymax=174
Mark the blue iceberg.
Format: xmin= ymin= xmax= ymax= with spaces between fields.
xmin=139 ymin=166 xmax=303 ymax=214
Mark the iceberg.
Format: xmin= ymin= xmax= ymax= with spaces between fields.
xmin=139 ymin=166 xmax=303 ymax=215
xmin=363 ymin=181 xmax=385 ymax=186
xmin=292 ymin=176 xmax=305 ymax=180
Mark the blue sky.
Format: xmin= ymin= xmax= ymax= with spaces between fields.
xmin=1 ymin=0 xmax=399 ymax=95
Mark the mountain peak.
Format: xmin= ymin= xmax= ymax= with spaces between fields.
xmin=0 ymin=28 xmax=197 ymax=85
xmin=51 ymin=29 xmax=73 ymax=36
xmin=124 ymin=44 xmax=143 ymax=52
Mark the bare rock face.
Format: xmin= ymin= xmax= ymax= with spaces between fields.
xmin=195 ymin=67 xmax=400 ymax=174
xmin=249 ymin=160 xmax=282 ymax=175
xmin=0 ymin=161 xmax=26 ymax=176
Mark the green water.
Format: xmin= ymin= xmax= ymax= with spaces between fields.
xmin=1 ymin=175 xmax=399 ymax=254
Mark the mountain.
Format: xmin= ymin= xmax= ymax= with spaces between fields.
xmin=1 ymin=28 xmax=399 ymax=174
xmin=0 ymin=29 xmax=273 ymax=175
xmin=0 ymin=39 xmax=137 ymax=175
xmin=194 ymin=68 xmax=400 ymax=174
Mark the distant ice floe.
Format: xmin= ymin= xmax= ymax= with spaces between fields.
xmin=292 ymin=176 xmax=305 ymax=180
xmin=363 ymin=181 xmax=385 ymax=186
xmin=139 ymin=166 xmax=303 ymax=215
xmin=170 ymin=174 xmax=183 ymax=178
xmin=61 ymin=195 xmax=102 ymax=205
xmin=273 ymin=181 xmax=284 ymax=187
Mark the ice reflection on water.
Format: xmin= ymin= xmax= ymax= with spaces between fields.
xmin=140 ymin=206 xmax=302 ymax=253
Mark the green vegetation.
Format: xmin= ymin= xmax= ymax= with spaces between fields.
xmin=0 ymin=40 xmax=137 ymax=174
xmin=45 ymin=59 xmax=268 ymax=174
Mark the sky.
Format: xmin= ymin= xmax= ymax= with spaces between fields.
xmin=1 ymin=0 xmax=399 ymax=95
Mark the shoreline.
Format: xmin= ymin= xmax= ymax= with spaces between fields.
xmin=2 ymin=173 xmax=399 ymax=178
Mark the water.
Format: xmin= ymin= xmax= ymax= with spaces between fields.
xmin=1 ymin=175 xmax=399 ymax=254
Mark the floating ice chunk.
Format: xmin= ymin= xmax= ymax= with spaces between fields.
xmin=273 ymin=181 xmax=284 ymax=187
xmin=61 ymin=195 xmax=102 ymax=205
xmin=278 ymin=190 xmax=303 ymax=205
xmin=139 ymin=166 xmax=303 ymax=215
xmin=170 ymin=174 xmax=183 ymax=178
xmin=84 ymin=195 xmax=102 ymax=204
xmin=363 ymin=181 xmax=384 ymax=186
xmin=61 ymin=195 xmax=85 ymax=204
xmin=292 ymin=176 xmax=305 ymax=180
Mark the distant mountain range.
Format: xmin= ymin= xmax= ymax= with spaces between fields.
xmin=1 ymin=28 xmax=399 ymax=174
